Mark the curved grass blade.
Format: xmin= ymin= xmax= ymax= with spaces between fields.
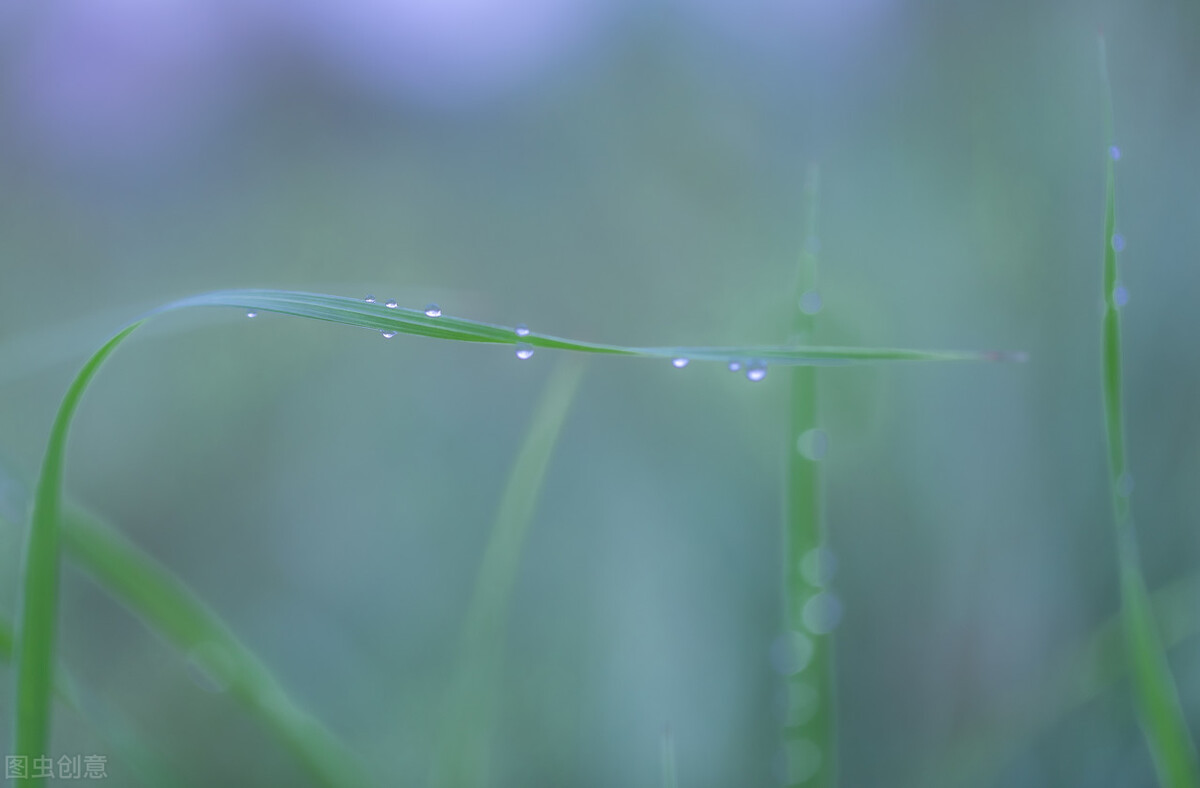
xmin=1097 ymin=36 xmax=1199 ymax=788
xmin=14 ymin=322 xmax=141 ymax=778
xmin=780 ymin=164 xmax=837 ymax=787
xmin=13 ymin=286 xmax=1014 ymax=778
xmin=160 ymin=290 xmax=1019 ymax=367
xmin=61 ymin=507 xmax=370 ymax=788
xmin=430 ymin=360 xmax=584 ymax=787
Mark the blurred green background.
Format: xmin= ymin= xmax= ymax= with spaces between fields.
xmin=2 ymin=1 xmax=1199 ymax=785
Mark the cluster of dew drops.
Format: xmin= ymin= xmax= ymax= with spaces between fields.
xmin=361 ymin=294 xmax=534 ymax=358
xmin=355 ymin=294 xmax=778 ymax=377
xmin=669 ymin=290 xmax=827 ymax=381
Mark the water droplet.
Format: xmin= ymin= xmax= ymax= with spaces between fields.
xmin=515 ymin=323 xmax=530 ymax=337
xmin=746 ymin=361 xmax=768 ymax=382
xmin=363 ymin=295 xmax=377 ymax=303
xmin=802 ymin=592 xmax=843 ymax=635
xmin=186 ymin=643 xmax=231 ymax=693
xmin=672 ymin=357 xmax=690 ymax=369
xmin=1113 ymin=283 xmax=1129 ymax=308
xmin=424 ymin=304 xmax=442 ymax=317
xmin=769 ymin=631 xmax=814 ymax=676
xmin=728 ymin=361 xmax=742 ymax=372
xmin=796 ymin=429 xmax=828 ymax=461
xmin=1116 ymin=472 xmax=1134 ymax=497
xmin=385 ymin=299 xmax=398 ymax=309
xmin=775 ymin=682 xmax=820 ymax=727
xmin=1111 ymin=233 xmax=1125 ymax=252
xmin=772 ymin=739 xmax=822 ymax=785
xmin=515 ymin=343 xmax=534 ymax=360
xmin=799 ymin=547 xmax=837 ymax=587
xmin=1110 ymin=145 xmax=1121 ymax=161
xmin=380 ymin=330 xmax=397 ymax=339
xmin=798 ymin=291 xmax=823 ymax=315
xmin=246 ymin=311 xmax=257 ymax=319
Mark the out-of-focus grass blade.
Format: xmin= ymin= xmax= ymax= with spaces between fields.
xmin=1 ymin=486 xmax=353 ymax=787
xmin=780 ymin=164 xmax=837 ymax=787
xmin=913 ymin=571 xmax=1200 ymax=787
xmin=661 ymin=725 xmax=679 ymax=788
xmin=1097 ymin=36 xmax=1199 ymax=788
xmin=61 ymin=508 xmax=369 ymax=788
xmin=0 ymin=616 xmax=12 ymax=662
xmin=430 ymin=360 xmax=584 ymax=788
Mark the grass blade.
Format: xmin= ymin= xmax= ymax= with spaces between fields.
xmin=159 ymin=289 xmax=1017 ymax=367
xmin=60 ymin=507 xmax=369 ymax=788
xmin=780 ymin=164 xmax=837 ymax=787
xmin=430 ymin=360 xmax=585 ymax=787
xmin=1097 ymin=36 xmax=1200 ymax=788
xmin=14 ymin=322 xmax=141 ymax=777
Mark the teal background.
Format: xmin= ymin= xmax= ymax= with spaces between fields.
xmin=1 ymin=2 xmax=1199 ymax=785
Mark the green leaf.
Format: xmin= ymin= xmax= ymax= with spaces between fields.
xmin=1097 ymin=35 xmax=1200 ymax=788
xmin=15 ymin=322 xmax=141 ymax=777
xmin=159 ymin=289 xmax=1017 ymax=366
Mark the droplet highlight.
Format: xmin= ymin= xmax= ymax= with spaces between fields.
xmin=363 ymin=295 xmax=377 ymax=303
xmin=772 ymin=738 xmax=822 ymax=785
xmin=246 ymin=311 xmax=257 ymax=319
xmin=515 ymin=343 xmax=534 ymax=360
xmin=1110 ymin=145 xmax=1121 ymax=161
xmin=672 ymin=357 xmax=690 ymax=369
xmin=1111 ymin=234 xmax=1125 ymax=252
xmin=515 ymin=323 xmax=530 ymax=337
xmin=775 ymin=681 xmax=820 ymax=727
xmin=385 ymin=299 xmax=398 ymax=309
xmin=746 ymin=361 xmax=768 ymax=382
xmin=769 ymin=631 xmax=814 ymax=676
xmin=728 ymin=361 xmax=742 ymax=372
xmin=424 ymin=304 xmax=442 ymax=317
xmin=380 ymin=330 xmax=397 ymax=339
xmin=1113 ymin=283 xmax=1129 ymax=308
xmin=798 ymin=291 xmax=823 ymax=316
xmin=796 ymin=429 xmax=828 ymax=461
xmin=799 ymin=547 xmax=837 ymax=588
xmin=802 ymin=591 xmax=843 ymax=635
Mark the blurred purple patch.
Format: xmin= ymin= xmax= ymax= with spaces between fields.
xmin=9 ymin=0 xmax=256 ymax=168
xmin=1109 ymin=145 xmax=1121 ymax=161
xmin=284 ymin=0 xmax=613 ymax=108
